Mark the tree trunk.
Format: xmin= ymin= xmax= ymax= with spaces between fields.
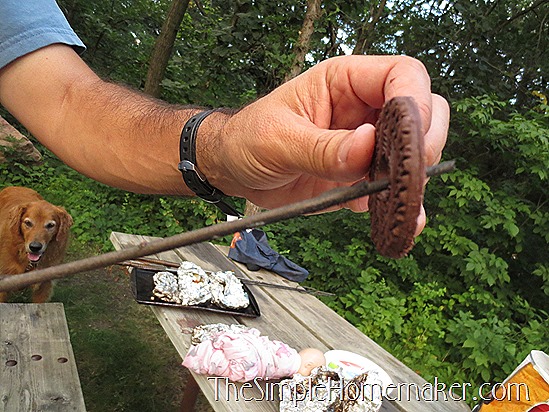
xmin=144 ymin=0 xmax=190 ymax=97
xmin=284 ymin=0 xmax=323 ymax=82
xmin=353 ymin=0 xmax=387 ymax=55
xmin=245 ymin=0 xmax=323 ymax=216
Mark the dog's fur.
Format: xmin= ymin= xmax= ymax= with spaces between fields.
xmin=0 ymin=186 xmax=73 ymax=303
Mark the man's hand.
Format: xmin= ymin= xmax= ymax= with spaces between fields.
xmin=202 ymin=55 xmax=449 ymax=231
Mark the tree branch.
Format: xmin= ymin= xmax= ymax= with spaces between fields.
xmin=497 ymin=0 xmax=549 ymax=32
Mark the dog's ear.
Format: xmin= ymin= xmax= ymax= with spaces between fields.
xmin=55 ymin=207 xmax=73 ymax=242
xmin=8 ymin=204 xmax=27 ymax=239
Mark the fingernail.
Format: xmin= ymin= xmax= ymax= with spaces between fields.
xmin=338 ymin=124 xmax=375 ymax=163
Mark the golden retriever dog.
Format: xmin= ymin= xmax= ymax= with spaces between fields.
xmin=0 ymin=186 xmax=73 ymax=303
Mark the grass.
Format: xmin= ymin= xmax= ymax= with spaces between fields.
xmin=26 ymin=240 xmax=213 ymax=412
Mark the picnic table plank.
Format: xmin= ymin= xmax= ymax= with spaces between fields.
xmin=110 ymin=231 xmax=471 ymax=412
xmin=111 ymin=232 xmax=276 ymax=412
xmin=221 ymin=245 xmax=472 ymax=412
xmin=0 ymin=303 xmax=86 ymax=412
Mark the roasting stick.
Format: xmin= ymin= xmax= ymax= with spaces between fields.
xmin=0 ymin=161 xmax=456 ymax=293
xmin=118 ymin=258 xmax=336 ymax=297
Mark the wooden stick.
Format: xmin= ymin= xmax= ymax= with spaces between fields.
xmin=125 ymin=257 xmax=179 ymax=268
xmin=0 ymin=161 xmax=455 ymax=292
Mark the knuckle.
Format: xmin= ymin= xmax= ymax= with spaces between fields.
xmin=399 ymin=55 xmax=429 ymax=77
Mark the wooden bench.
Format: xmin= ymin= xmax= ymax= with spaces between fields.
xmin=111 ymin=231 xmax=471 ymax=412
xmin=0 ymin=303 xmax=86 ymax=412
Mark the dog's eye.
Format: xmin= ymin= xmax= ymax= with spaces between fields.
xmin=45 ymin=221 xmax=57 ymax=230
xmin=23 ymin=219 xmax=33 ymax=228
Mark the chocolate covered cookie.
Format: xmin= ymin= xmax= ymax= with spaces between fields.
xmin=368 ymin=96 xmax=425 ymax=258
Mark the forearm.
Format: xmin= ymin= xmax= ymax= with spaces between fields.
xmin=52 ymin=77 xmax=232 ymax=195
xmin=0 ymin=44 xmax=230 ymax=196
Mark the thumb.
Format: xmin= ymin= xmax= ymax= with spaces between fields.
xmin=294 ymin=122 xmax=376 ymax=182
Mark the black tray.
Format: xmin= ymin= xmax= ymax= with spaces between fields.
xmin=130 ymin=267 xmax=261 ymax=318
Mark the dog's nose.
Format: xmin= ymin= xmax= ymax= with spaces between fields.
xmin=29 ymin=242 xmax=44 ymax=253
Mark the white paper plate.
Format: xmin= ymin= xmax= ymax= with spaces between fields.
xmin=324 ymin=350 xmax=394 ymax=396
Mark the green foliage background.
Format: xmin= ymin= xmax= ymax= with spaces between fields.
xmin=1 ymin=0 xmax=548 ymax=405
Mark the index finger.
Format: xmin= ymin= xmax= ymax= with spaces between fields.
xmin=322 ymin=55 xmax=433 ymax=136
xmin=381 ymin=56 xmax=433 ymax=137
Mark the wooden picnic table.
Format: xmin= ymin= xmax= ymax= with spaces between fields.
xmin=110 ymin=231 xmax=471 ymax=412
xmin=0 ymin=303 xmax=86 ymax=412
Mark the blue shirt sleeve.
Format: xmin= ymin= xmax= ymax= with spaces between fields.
xmin=0 ymin=0 xmax=86 ymax=70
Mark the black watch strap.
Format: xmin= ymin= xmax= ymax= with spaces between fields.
xmin=178 ymin=110 xmax=242 ymax=217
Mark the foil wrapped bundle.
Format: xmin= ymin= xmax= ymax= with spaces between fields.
xmin=279 ymin=366 xmax=383 ymax=412
xmin=176 ymin=261 xmax=211 ymax=306
xmin=209 ymin=270 xmax=249 ymax=309
xmin=189 ymin=323 xmax=249 ymax=345
xmin=152 ymin=261 xmax=249 ymax=309
xmin=152 ymin=271 xmax=180 ymax=303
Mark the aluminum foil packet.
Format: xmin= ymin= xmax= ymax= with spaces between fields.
xmin=209 ymin=270 xmax=249 ymax=309
xmin=279 ymin=366 xmax=383 ymax=412
xmin=152 ymin=271 xmax=180 ymax=303
xmin=190 ymin=323 xmax=249 ymax=345
xmin=152 ymin=261 xmax=250 ymax=309
xmin=176 ymin=261 xmax=211 ymax=305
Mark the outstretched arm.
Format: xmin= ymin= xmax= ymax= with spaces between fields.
xmin=0 ymin=45 xmax=449 ymax=231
